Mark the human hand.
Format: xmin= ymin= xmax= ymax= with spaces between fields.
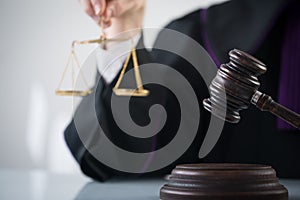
xmin=79 ymin=0 xmax=109 ymax=27
xmin=79 ymin=0 xmax=146 ymax=37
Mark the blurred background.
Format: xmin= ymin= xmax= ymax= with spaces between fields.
xmin=0 ymin=0 xmax=227 ymax=174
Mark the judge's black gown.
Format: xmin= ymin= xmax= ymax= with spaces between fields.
xmin=65 ymin=0 xmax=300 ymax=181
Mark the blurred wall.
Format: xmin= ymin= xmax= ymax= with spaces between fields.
xmin=0 ymin=0 xmax=228 ymax=173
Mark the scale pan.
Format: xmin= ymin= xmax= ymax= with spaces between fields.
xmin=55 ymin=89 xmax=92 ymax=97
xmin=113 ymin=88 xmax=149 ymax=97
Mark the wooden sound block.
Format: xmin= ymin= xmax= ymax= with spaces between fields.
xmin=160 ymin=163 xmax=288 ymax=200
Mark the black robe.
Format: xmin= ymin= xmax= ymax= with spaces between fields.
xmin=64 ymin=0 xmax=300 ymax=181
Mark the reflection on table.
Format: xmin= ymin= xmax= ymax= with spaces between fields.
xmin=1 ymin=170 xmax=300 ymax=200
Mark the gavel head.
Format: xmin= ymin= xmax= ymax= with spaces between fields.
xmin=203 ymin=49 xmax=267 ymax=123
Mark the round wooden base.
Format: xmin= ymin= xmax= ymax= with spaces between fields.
xmin=160 ymin=163 xmax=288 ymax=200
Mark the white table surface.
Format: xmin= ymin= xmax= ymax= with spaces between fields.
xmin=1 ymin=169 xmax=300 ymax=200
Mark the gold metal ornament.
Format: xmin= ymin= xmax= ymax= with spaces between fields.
xmin=113 ymin=44 xmax=150 ymax=97
xmin=56 ymin=17 xmax=149 ymax=97
xmin=55 ymin=41 xmax=93 ymax=97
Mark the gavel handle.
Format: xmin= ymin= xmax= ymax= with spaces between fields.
xmin=251 ymin=91 xmax=300 ymax=129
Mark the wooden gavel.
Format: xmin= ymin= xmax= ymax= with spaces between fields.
xmin=203 ymin=49 xmax=300 ymax=129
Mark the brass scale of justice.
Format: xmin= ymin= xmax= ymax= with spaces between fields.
xmin=55 ymin=18 xmax=149 ymax=97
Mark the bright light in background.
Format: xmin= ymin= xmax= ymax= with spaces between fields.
xmin=48 ymin=113 xmax=81 ymax=174
xmin=26 ymin=83 xmax=48 ymax=167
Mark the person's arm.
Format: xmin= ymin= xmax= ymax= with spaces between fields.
xmin=65 ymin=1 xmax=211 ymax=181
xmin=64 ymin=0 xmax=148 ymax=181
